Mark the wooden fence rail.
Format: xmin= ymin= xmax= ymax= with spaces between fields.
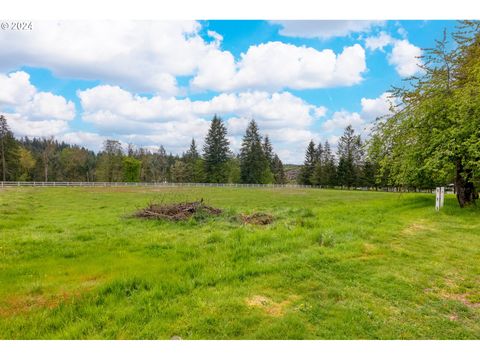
xmin=0 ymin=181 xmax=451 ymax=193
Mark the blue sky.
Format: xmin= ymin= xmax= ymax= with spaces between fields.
xmin=0 ymin=20 xmax=457 ymax=163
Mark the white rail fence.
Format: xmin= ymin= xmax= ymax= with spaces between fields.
xmin=0 ymin=181 xmax=449 ymax=193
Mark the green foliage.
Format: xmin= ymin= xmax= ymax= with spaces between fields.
xmin=18 ymin=147 xmax=36 ymax=181
xmin=271 ymin=154 xmax=286 ymax=184
xmin=183 ymin=139 xmax=203 ymax=182
xmin=371 ymin=22 xmax=480 ymax=206
xmin=262 ymin=135 xmax=274 ymax=170
xmin=0 ymin=115 xmax=20 ymax=181
xmin=226 ymin=156 xmax=241 ymax=183
xmin=320 ymin=141 xmax=337 ymax=187
xmin=299 ymin=140 xmax=317 ymax=185
xmin=203 ymin=115 xmax=230 ymax=183
xmin=311 ymin=143 xmax=323 ymax=186
xmin=336 ymin=125 xmax=363 ymax=188
xmin=59 ymin=147 xmax=89 ymax=181
xmin=97 ymin=140 xmax=124 ymax=182
xmin=170 ymin=160 xmax=189 ymax=183
xmin=122 ymin=156 xmax=141 ymax=182
xmin=239 ymin=120 xmax=272 ymax=184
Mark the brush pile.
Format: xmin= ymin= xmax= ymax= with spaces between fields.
xmin=135 ymin=199 xmax=222 ymax=221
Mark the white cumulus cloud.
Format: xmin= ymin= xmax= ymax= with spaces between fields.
xmin=192 ymin=42 xmax=367 ymax=92
xmin=321 ymin=92 xmax=396 ymax=137
xmin=0 ymin=21 xmax=370 ymax=95
xmin=360 ymin=92 xmax=396 ymax=121
xmin=0 ymin=71 xmax=75 ymax=137
xmin=0 ymin=21 xmax=221 ymax=96
xmin=77 ymin=84 xmax=327 ymax=162
xmin=388 ymin=39 xmax=423 ymax=77
xmin=0 ymin=71 xmax=36 ymax=106
xmin=271 ymin=20 xmax=384 ymax=40
xmin=365 ymin=31 xmax=394 ymax=52
xmin=364 ymin=33 xmax=423 ymax=77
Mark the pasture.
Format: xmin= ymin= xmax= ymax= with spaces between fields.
xmin=0 ymin=186 xmax=479 ymax=339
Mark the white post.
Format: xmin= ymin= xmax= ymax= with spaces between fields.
xmin=440 ymin=186 xmax=445 ymax=208
xmin=435 ymin=187 xmax=441 ymax=211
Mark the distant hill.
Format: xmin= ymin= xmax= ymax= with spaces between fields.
xmin=283 ymin=164 xmax=302 ymax=184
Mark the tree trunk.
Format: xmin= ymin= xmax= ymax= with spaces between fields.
xmin=455 ymin=159 xmax=477 ymax=207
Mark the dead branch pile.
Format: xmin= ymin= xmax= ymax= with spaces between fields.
xmin=135 ymin=200 xmax=222 ymax=221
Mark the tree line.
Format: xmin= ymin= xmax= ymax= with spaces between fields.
xmin=297 ymin=21 xmax=480 ymax=207
xmin=0 ymin=115 xmax=286 ymax=185
xmin=297 ymin=124 xmax=376 ymax=188
xmin=1 ymin=21 xmax=478 ymax=207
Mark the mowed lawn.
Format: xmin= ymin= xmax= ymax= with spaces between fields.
xmin=0 ymin=186 xmax=479 ymax=339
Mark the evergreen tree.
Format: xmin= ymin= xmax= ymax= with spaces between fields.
xmin=322 ymin=141 xmax=337 ymax=187
xmin=361 ymin=160 xmax=377 ymax=188
xmin=185 ymin=138 xmax=199 ymax=160
xmin=336 ymin=125 xmax=362 ymax=188
xmin=239 ymin=119 xmax=272 ymax=184
xmin=226 ymin=155 xmax=241 ymax=183
xmin=0 ymin=115 xmax=19 ymax=181
xmin=184 ymin=138 xmax=201 ymax=182
xmin=203 ymin=115 xmax=230 ymax=183
xmin=272 ymin=154 xmax=286 ymax=184
xmin=299 ymin=140 xmax=316 ymax=185
xmin=262 ymin=135 xmax=274 ymax=171
xmin=312 ymin=142 xmax=324 ymax=185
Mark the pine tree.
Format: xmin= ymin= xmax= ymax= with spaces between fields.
xmin=263 ymin=135 xmax=274 ymax=171
xmin=336 ymin=125 xmax=362 ymax=188
xmin=322 ymin=141 xmax=337 ymax=187
xmin=184 ymin=138 xmax=201 ymax=182
xmin=299 ymin=140 xmax=316 ymax=185
xmin=312 ymin=142 xmax=324 ymax=185
xmin=239 ymin=119 xmax=272 ymax=184
xmin=361 ymin=160 xmax=377 ymax=188
xmin=226 ymin=155 xmax=241 ymax=183
xmin=185 ymin=138 xmax=199 ymax=160
xmin=203 ymin=115 xmax=230 ymax=183
xmin=272 ymin=154 xmax=286 ymax=184
xmin=0 ymin=115 xmax=19 ymax=181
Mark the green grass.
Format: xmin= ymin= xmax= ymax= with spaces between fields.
xmin=0 ymin=186 xmax=479 ymax=339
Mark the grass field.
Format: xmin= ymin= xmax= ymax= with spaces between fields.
xmin=0 ymin=186 xmax=479 ymax=339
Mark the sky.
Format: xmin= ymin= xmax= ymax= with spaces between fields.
xmin=0 ymin=20 xmax=457 ymax=163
